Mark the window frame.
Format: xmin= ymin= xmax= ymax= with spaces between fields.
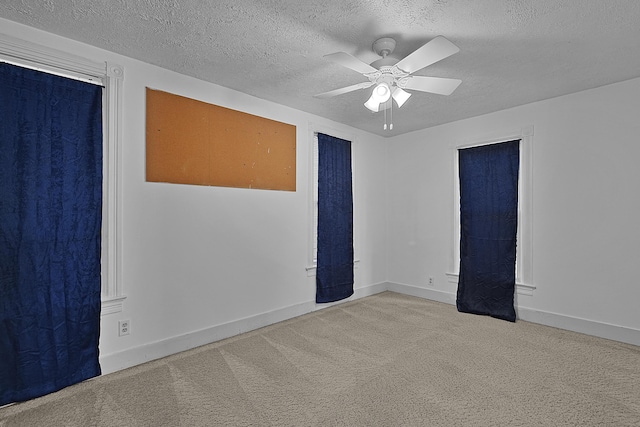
xmin=306 ymin=124 xmax=359 ymax=276
xmin=447 ymin=126 xmax=534 ymax=295
xmin=0 ymin=33 xmax=125 ymax=314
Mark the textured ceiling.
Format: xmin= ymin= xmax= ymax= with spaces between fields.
xmin=2 ymin=0 xmax=640 ymax=137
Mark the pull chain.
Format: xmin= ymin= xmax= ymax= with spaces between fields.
xmin=383 ymin=100 xmax=393 ymax=131
xmin=383 ymin=103 xmax=387 ymax=130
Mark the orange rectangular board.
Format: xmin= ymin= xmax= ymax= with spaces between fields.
xmin=146 ymin=88 xmax=296 ymax=191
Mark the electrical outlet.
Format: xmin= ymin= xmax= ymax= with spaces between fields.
xmin=118 ymin=320 xmax=130 ymax=336
xmin=428 ymin=277 xmax=434 ymax=286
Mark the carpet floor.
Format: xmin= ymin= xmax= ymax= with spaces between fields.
xmin=1 ymin=291 xmax=639 ymax=426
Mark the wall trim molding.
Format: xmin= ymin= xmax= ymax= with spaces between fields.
xmin=99 ymin=281 xmax=388 ymax=374
xmin=0 ymin=32 xmax=126 ymax=313
xmin=100 ymin=296 xmax=126 ymax=316
xmin=0 ymin=31 xmax=105 ymax=82
xmin=387 ymin=281 xmax=457 ymax=305
xmin=448 ymin=127 xmax=534 ymax=287
xmin=516 ymin=306 xmax=640 ymax=347
xmin=386 ymin=281 xmax=640 ymax=347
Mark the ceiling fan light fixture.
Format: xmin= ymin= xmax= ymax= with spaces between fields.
xmin=318 ymin=35 xmax=462 ymax=129
xmin=364 ymin=83 xmax=391 ymax=112
xmin=364 ymin=93 xmax=381 ymax=112
xmin=374 ymin=82 xmax=391 ymax=101
xmin=392 ymin=87 xmax=411 ymax=108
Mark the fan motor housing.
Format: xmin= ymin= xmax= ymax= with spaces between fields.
xmin=372 ymin=37 xmax=396 ymax=57
xmin=371 ymin=37 xmax=400 ymax=69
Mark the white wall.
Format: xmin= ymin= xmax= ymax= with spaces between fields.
xmin=0 ymin=18 xmax=389 ymax=373
xmin=387 ymin=76 xmax=640 ymax=343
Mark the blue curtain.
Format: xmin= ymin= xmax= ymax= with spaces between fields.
xmin=457 ymin=140 xmax=520 ymax=322
xmin=0 ymin=63 xmax=103 ymax=405
xmin=316 ymin=133 xmax=354 ymax=303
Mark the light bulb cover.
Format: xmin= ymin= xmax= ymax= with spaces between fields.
xmin=364 ymin=83 xmax=392 ymax=112
xmin=375 ymin=83 xmax=390 ymax=100
xmin=392 ymin=87 xmax=411 ymax=108
xmin=364 ymin=92 xmax=381 ymax=112
xmin=374 ymin=83 xmax=391 ymax=102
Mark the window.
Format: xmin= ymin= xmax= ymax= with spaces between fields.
xmin=0 ymin=33 xmax=125 ymax=313
xmin=1 ymin=61 xmax=104 ymax=405
xmin=448 ymin=126 xmax=534 ymax=295
xmin=306 ymin=126 xmax=359 ymax=275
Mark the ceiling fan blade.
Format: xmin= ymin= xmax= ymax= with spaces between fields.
xmin=314 ymin=81 xmax=374 ymax=99
xmin=324 ymin=52 xmax=379 ymax=75
xmin=403 ymin=76 xmax=462 ymax=96
xmin=395 ymin=36 xmax=460 ymax=74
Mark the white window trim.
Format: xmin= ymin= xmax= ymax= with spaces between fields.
xmin=0 ymin=33 xmax=125 ymax=314
xmin=306 ymin=123 xmax=360 ymax=276
xmin=447 ymin=126 xmax=535 ymax=296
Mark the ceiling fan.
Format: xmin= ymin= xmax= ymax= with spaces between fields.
xmin=315 ymin=36 xmax=462 ymax=117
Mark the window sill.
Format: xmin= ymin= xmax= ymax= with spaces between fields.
xmin=445 ymin=272 xmax=536 ymax=296
xmin=101 ymin=296 xmax=126 ymax=316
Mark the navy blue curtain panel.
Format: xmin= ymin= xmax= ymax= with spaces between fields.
xmin=457 ymin=140 xmax=520 ymax=322
xmin=0 ymin=63 xmax=103 ymax=405
xmin=316 ymin=133 xmax=354 ymax=303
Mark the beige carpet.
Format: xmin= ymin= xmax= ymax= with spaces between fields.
xmin=1 ymin=291 xmax=639 ymax=426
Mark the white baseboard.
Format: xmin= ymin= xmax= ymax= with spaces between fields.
xmin=516 ymin=306 xmax=640 ymax=347
xmin=386 ymin=281 xmax=640 ymax=347
xmin=311 ymin=281 xmax=388 ymax=310
xmin=386 ymin=282 xmax=457 ymax=305
xmin=99 ymin=282 xmax=388 ymax=375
